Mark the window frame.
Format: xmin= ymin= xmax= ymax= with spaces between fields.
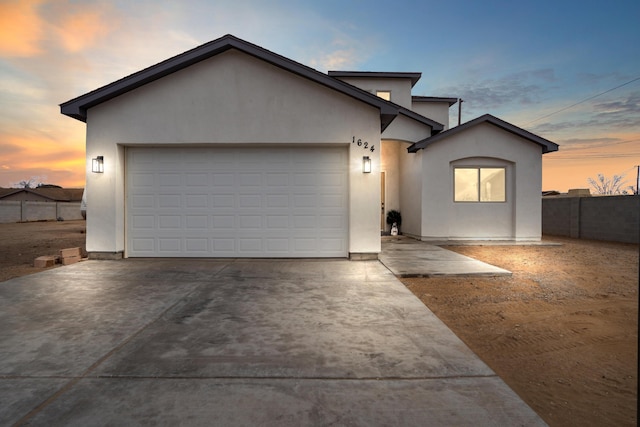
xmin=453 ymin=166 xmax=506 ymax=203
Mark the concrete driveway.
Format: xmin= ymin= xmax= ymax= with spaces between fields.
xmin=0 ymin=259 xmax=544 ymax=426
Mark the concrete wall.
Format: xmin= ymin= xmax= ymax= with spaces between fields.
xmin=85 ymin=49 xmax=382 ymax=256
xmin=543 ymin=195 xmax=640 ymax=244
xmin=419 ymin=123 xmax=543 ymax=241
xmin=0 ymin=201 xmax=83 ymax=223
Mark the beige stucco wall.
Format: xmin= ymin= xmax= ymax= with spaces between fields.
xmin=331 ymin=77 xmax=414 ymax=109
xmin=398 ymin=143 xmax=423 ymax=237
xmin=85 ymin=49 xmax=382 ymax=256
xmin=419 ymin=123 xmax=543 ymax=241
xmin=411 ymin=101 xmax=452 ymax=130
xmin=382 ymin=114 xmax=433 ymax=143
xmin=380 ymin=140 xmax=400 ymax=231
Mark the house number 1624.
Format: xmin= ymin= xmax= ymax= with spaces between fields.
xmin=352 ymin=137 xmax=375 ymax=152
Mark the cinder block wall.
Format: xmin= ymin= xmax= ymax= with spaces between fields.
xmin=0 ymin=201 xmax=83 ymax=223
xmin=56 ymin=203 xmax=84 ymax=221
xmin=24 ymin=201 xmax=57 ymax=222
xmin=542 ymin=195 xmax=639 ymax=244
xmin=0 ymin=201 xmax=21 ymax=223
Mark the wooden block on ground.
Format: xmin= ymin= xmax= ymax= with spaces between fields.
xmin=60 ymin=247 xmax=81 ymax=258
xmin=61 ymin=255 xmax=81 ymax=265
xmin=34 ymin=256 xmax=57 ymax=268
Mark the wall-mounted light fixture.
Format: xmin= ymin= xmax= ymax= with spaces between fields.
xmin=362 ymin=156 xmax=372 ymax=173
xmin=92 ymin=156 xmax=104 ymax=173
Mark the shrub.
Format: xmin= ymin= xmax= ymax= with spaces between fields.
xmin=386 ymin=210 xmax=402 ymax=227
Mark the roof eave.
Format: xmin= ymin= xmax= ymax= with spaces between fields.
xmin=411 ymin=96 xmax=459 ymax=107
xmin=408 ymin=114 xmax=559 ymax=153
xmin=328 ymin=71 xmax=422 ymax=87
xmin=60 ymin=35 xmax=400 ymax=131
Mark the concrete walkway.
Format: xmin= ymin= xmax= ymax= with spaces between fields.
xmin=0 ymin=259 xmax=544 ymax=426
xmin=380 ymin=236 xmax=512 ymax=277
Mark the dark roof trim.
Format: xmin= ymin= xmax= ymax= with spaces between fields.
xmin=328 ymin=71 xmax=422 ymax=88
xmin=60 ymin=34 xmax=399 ymax=130
xmin=412 ymin=96 xmax=458 ymax=106
xmin=408 ymin=114 xmax=559 ymax=154
xmin=0 ymin=188 xmax=23 ymax=198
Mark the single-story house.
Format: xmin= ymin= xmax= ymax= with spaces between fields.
xmin=60 ymin=34 xmax=558 ymax=259
xmin=0 ymin=187 xmax=84 ymax=203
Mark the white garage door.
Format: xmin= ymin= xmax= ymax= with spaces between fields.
xmin=126 ymin=146 xmax=348 ymax=257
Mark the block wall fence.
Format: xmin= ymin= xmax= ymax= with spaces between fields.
xmin=542 ymin=195 xmax=639 ymax=244
xmin=0 ymin=201 xmax=83 ymax=223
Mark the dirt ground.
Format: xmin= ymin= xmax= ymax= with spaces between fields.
xmin=402 ymin=238 xmax=638 ymax=427
xmin=0 ymin=220 xmax=87 ymax=282
xmin=0 ymin=221 xmax=637 ymax=426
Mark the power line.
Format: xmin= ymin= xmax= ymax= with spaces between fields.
xmin=526 ymin=75 xmax=640 ymax=125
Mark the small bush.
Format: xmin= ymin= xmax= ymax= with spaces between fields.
xmin=386 ymin=210 xmax=402 ymax=227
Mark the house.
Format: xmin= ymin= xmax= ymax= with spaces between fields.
xmin=60 ymin=34 xmax=558 ymax=259
xmin=0 ymin=187 xmax=84 ymax=203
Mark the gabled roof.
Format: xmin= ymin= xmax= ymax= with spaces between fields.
xmin=0 ymin=188 xmax=84 ymax=202
xmin=328 ymin=71 xmax=422 ymax=87
xmin=60 ymin=34 xmax=399 ymax=130
xmin=412 ymin=96 xmax=458 ymax=106
xmin=0 ymin=188 xmax=19 ymax=198
xmin=408 ymin=114 xmax=559 ymax=154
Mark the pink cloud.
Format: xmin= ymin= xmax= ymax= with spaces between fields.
xmin=0 ymin=0 xmax=45 ymax=57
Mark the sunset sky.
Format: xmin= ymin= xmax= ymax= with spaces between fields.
xmin=1 ymin=0 xmax=639 ymax=192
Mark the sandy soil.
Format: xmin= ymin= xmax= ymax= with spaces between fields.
xmin=0 ymin=220 xmax=86 ymax=282
xmin=1 ymin=221 xmax=637 ymax=425
xmin=402 ymin=237 xmax=638 ymax=427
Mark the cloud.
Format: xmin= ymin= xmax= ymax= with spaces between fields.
xmin=54 ymin=4 xmax=115 ymax=53
xmin=0 ymin=143 xmax=24 ymax=156
xmin=0 ymin=0 xmax=45 ymax=57
xmin=531 ymin=91 xmax=640 ymax=136
xmin=440 ymin=69 xmax=558 ymax=116
xmin=308 ymin=43 xmax=361 ymax=71
xmin=592 ymin=91 xmax=640 ymax=123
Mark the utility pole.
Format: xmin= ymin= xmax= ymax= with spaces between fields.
xmin=635 ymin=165 xmax=639 ymax=195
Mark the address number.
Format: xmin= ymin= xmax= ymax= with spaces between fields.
xmin=352 ymin=137 xmax=375 ymax=152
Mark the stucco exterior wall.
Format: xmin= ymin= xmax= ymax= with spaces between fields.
xmin=382 ymin=115 xmax=433 ymax=143
xmin=398 ymin=144 xmax=423 ymax=237
xmin=85 ymin=50 xmax=381 ymax=256
xmin=380 ymin=140 xmax=400 ymax=231
xmin=411 ymin=102 xmax=451 ymax=130
xmin=419 ymin=123 xmax=543 ymax=240
xmin=331 ymin=77 xmax=414 ymax=108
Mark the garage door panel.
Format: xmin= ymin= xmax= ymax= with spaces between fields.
xmin=127 ymin=146 xmax=348 ymax=257
xmin=212 ymin=215 xmax=234 ymax=229
xmin=159 ymin=215 xmax=181 ymax=229
xmin=186 ymin=238 xmax=208 ymax=252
